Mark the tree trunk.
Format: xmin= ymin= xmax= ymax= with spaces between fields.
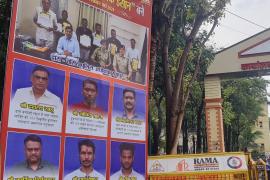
xmin=168 ymin=17 xmax=205 ymax=154
xmin=151 ymin=120 xmax=159 ymax=155
xmin=151 ymin=95 xmax=164 ymax=155
xmin=149 ymin=34 xmax=158 ymax=93
xmin=182 ymin=118 xmax=188 ymax=154
xmin=196 ymin=94 xmax=204 ymax=153
xmin=235 ymin=116 xmax=240 ymax=151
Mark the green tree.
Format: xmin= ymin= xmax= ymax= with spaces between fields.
xmin=150 ymin=0 xmax=229 ymax=154
xmin=222 ymin=78 xmax=268 ymax=151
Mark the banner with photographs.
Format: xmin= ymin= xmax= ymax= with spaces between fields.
xmin=1 ymin=0 xmax=151 ymax=179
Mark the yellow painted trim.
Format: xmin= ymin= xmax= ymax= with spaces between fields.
xmin=148 ymin=170 xmax=249 ymax=176
xmin=148 ymin=152 xmax=246 ymax=160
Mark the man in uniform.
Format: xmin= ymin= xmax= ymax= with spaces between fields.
xmin=113 ymin=45 xmax=132 ymax=80
xmin=91 ymin=39 xmax=111 ymax=68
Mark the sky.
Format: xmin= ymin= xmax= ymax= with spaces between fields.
xmin=209 ymin=0 xmax=270 ymax=49
xmin=208 ymin=0 xmax=270 ymax=115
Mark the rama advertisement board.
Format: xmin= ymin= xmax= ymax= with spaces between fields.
xmin=1 ymin=0 xmax=152 ymax=179
xmin=148 ymin=153 xmax=248 ymax=175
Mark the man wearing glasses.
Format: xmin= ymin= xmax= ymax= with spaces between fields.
xmin=8 ymin=65 xmax=63 ymax=132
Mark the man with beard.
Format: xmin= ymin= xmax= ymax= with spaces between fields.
xmin=70 ymin=79 xmax=104 ymax=115
xmin=4 ymin=135 xmax=58 ymax=179
xmin=121 ymin=89 xmax=139 ymax=120
xmin=110 ymin=143 xmax=144 ymax=180
xmin=64 ymin=139 xmax=105 ymax=179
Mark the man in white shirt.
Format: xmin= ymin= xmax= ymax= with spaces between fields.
xmin=8 ymin=65 xmax=63 ymax=132
xmin=110 ymin=143 xmax=144 ymax=180
xmin=64 ymin=139 xmax=105 ymax=180
xmin=126 ymin=39 xmax=141 ymax=82
xmin=33 ymin=0 xmax=57 ymax=48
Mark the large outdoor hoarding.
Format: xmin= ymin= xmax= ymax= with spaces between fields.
xmin=1 ymin=0 xmax=152 ymax=179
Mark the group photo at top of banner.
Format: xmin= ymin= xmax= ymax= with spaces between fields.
xmin=14 ymin=0 xmax=149 ymax=85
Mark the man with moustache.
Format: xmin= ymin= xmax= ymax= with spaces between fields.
xmin=110 ymin=143 xmax=144 ymax=180
xmin=121 ymin=89 xmax=139 ymax=120
xmin=8 ymin=65 xmax=63 ymax=130
xmin=57 ymin=26 xmax=80 ymax=58
xmin=64 ymin=139 xmax=105 ymax=179
xmin=4 ymin=135 xmax=58 ymax=179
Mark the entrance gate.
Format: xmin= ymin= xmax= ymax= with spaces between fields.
xmin=205 ymin=29 xmax=270 ymax=152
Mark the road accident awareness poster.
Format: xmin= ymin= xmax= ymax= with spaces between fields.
xmin=1 ymin=0 xmax=152 ymax=179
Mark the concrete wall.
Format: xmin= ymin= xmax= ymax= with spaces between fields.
xmin=16 ymin=0 xmax=40 ymax=37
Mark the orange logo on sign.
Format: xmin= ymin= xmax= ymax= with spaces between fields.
xmin=177 ymin=159 xmax=189 ymax=171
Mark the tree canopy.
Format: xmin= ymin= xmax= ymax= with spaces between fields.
xmin=222 ymin=77 xmax=268 ymax=152
xmin=150 ymin=0 xmax=229 ymax=154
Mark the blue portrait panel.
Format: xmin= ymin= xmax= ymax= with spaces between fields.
xmin=8 ymin=59 xmax=65 ymax=132
xmin=4 ymin=132 xmax=60 ymax=179
xmin=66 ymin=73 xmax=110 ymax=137
xmin=111 ymin=84 xmax=146 ymax=140
xmin=110 ymin=141 xmax=145 ymax=180
xmin=64 ymin=137 xmax=106 ymax=179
